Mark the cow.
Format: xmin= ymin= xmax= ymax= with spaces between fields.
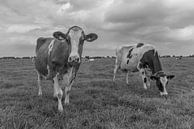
xmin=113 ymin=43 xmax=175 ymax=96
xmin=34 ymin=26 xmax=98 ymax=112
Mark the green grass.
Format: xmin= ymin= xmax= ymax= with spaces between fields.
xmin=0 ymin=58 xmax=193 ymax=129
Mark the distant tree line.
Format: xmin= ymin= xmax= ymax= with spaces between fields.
xmin=1 ymin=55 xmax=194 ymax=60
xmin=0 ymin=56 xmax=35 ymax=59
xmin=84 ymin=56 xmax=116 ymax=59
xmin=160 ymin=55 xmax=194 ymax=58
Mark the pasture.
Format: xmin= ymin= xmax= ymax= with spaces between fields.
xmin=0 ymin=57 xmax=193 ymax=129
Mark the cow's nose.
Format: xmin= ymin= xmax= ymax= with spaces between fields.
xmin=68 ymin=56 xmax=80 ymax=63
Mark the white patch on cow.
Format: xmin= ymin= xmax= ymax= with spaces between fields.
xmin=160 ymin=76 xmax=168 ymax=95
xmin=69 ymin=29 xmax=82 ymax=58
xmin=48 ymin=40 xmax=55 ymax=55
xmin=53 ymin=73 xmax=63 ymax=112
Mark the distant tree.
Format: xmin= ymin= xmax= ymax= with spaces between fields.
xmin=85 ymin=56 xmax=90 ymax=59
xmin=22 ymin=57 xmax=31 ymax=59
xmin=1 ymin=57 xmax=16 ymax=59
xmin=161 ymin=55 xmax=171 ymax=58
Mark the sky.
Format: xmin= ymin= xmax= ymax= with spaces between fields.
xmin=0 ymin=0 xmax=194 ymax=57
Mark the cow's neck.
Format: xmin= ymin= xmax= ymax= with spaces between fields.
xmin=140 ymin=50 xmax=162 ymax=75
xmin=150 ymin=51 xmax=162 ymax=74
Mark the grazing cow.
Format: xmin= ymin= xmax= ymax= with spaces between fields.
xmin=113 ymin=43 xmax=175 ymax=96
xmin=35 ymin=26 xmax=98 ymax=112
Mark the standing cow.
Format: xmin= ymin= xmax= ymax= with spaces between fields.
xmin=35 ymin=26 xmax=98 ymax=112
xmin=113 ymin=43 xmax=175 ymax=96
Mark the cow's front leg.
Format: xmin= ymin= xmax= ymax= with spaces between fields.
xmin=139 ymin=69 xmax=147 ymax=90
xmin=64 ymin=81 xmax=73 ymax=105
xmin=62 ymin=67 xmax=75 ymax=105
xmin=146 ymin=77 xmax=151 ymax=88
xmin=53 ymin=73 xmax=63 ymax=112
xmin=113 ymin=62 xmax=119 ymax=82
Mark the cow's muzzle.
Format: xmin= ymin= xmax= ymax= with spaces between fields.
xmin=68 ymin=56 xmax=80 ymax=65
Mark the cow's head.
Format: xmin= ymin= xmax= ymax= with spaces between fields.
xmin=150 ymin=71 xmax=175 ymax=96
xmin=53 ymin=26 xmax=98 ymax=66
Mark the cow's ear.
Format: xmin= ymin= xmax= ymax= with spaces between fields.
xmin=167 ymin=75 xmax=175 ymax=80
xmin=85 ymin=33 xmax=98 ymax=42
xmin=150 ymin=75 xmax=159 ymax=80
xmin=53 ymin=31 xmax=67 ymax=40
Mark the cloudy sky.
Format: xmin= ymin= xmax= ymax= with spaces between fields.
xmin=0 ymin=0 xmax=194 ymax=57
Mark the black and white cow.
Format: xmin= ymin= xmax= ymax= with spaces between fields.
xmin=113 ymin=43 xmax=175 ymax=96
xmin=35 ymin=26 xmax=98 ymax=112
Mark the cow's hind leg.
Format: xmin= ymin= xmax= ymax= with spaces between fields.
xmin=113 ymin=57 xmax=119 ymax=82
xmin=126 ymin=72 xmax=129 ymax=84
xmin=37 ymin=71 xmax=43 ymax=96
xmin=53 ymin=73 xmax=63 ymax=112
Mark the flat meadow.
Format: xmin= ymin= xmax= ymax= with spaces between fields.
xmin=0 ymin=57 xmax=193 ymax=129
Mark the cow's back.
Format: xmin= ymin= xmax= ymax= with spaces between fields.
xmin=116 ymin=44 xmax=155 ymax=72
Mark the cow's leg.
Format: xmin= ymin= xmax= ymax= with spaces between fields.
xmin=52 ymin=79 xmax=57 ymax=97
xmin=113 ymin=65 xmax=118 ymax=82
xmin=113 ymin=58 xmax=119 ymax=82
xmin=63 ymin=68 xmax=74 ymax=105
xmin=145 ymin=69 xmax=151 ymax=88
xmin=126 ymin=71 xmax=129 ymax=84
xmin=139 ymin=69 xmax=147 ymax=90
xmin=146 ymin=77 xmax=151 ymax=88
xmin=53 ymin=73 xmax=63 ymax=112
xmin=37 ymin=71 xmax=43 ymax=96
xmin=64 ymin=81 xmax=74 ymax=105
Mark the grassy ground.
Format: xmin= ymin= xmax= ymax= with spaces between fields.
xmin=0 ymin=58 xmax=193 ymax=129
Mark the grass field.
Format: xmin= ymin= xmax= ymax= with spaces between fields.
xmin=0 ymin=57 xmax=194 ymax=129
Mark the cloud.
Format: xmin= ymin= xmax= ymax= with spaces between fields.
xmin=0 ymin=0 xmax=194 ymax=57
xmin=6 ymin=24 xmax=41 ymax=33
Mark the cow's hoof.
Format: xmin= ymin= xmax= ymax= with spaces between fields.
xmin=38 ymin=92 xmax=42 ymax=96
xmin=144 ymin=86 xmax=147 ymax=90
xmin=58 ymin=108 xmax=63 ymax=112
xmin=64 ymin=101 xmax=69 ymax=105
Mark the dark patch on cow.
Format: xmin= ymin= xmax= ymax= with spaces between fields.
xmin=140 ymin=49 xmax=162 ymax=74
xmin=156 ymin=80 xmax=164 ymax=92
xmin=132 ymin=68 xmax=138 ymax=72
xmin=144 ymin=78 xmax=147 ymax=83
xmin=121 ymin=69 xmax=128 ymax=73
xmin=127 ymin=48 xmax=134 ymax=59
xmin=127 ymin=59 xmax=129 ymax=64
xmin=138 ymin=62 xmax=149 ymax=69
xmin=136 ymin=43 xmax=144 ymax=48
